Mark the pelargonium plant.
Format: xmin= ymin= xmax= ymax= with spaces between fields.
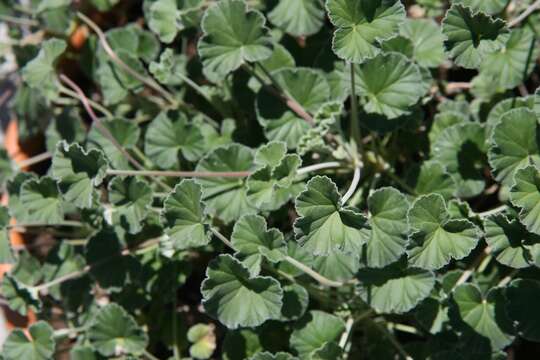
xmin=1 ymin=0 xmax=540 ymax=359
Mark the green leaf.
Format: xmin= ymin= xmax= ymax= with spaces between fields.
xmin=353 ymin=53 xmax=425 ymax=119
xmin=162 ymin=179 xmax=211 ymax=251
xmin=247 ymin=151 xmax=302 ymax=211
xmin=268 ymin=0 xmax=324 ymax=37
xmin=281 ymin=283 xmax=309 ymax=321
xmin=19 ymin=176 xmax=64 ymax=224
xmin=251 ymin=352 xmax=298 ymax=360
xmin=432 ymin=122 xmax=486 ymax=198
xmin=7 ymin=173 xmax=37 ymax=223
xmin=108 ymin=176 xmax=153 ymax=234
xmin=21 ymin=38 xmax=66 ymax=100
xmin=486 ymin=96 xmax=534 ymax=138
xmin=480 ymin=28 xmax=539 ymax=92
xmin=506 ymin=279 xmax=540 ymax=341
xmin=453 ymin=0 xmax=507 ymax=14
xmin=195 ymin=144 xmax=256 ymax=224
xmin=407 ymin=194 xmax=481 ymax=270
xmin=198 ymin=0 xmax=273 ymax=77
xmin=361 ymin=187 xmax=409 ymax=268
xmin=358 ymin=259 xmax=435 ymax=314
xmin=297 ymin=102 xmax=342 ymax=156
xmin=45 ymin=108 xmax=86 ymax=153
xmin=312 ymin=252 xmax=360 ymax=282
xmin=231 ymin=215 xmax=285 ymax=276
xmin=509 ymin=164 xmax=540 ymax=235
xmin=187 ymin=324 xmax=216 ymax=359
xmin=149 ymin=48 xmax=188 ymax=86
xmin=400 ymin=18 xmax=446 ymax=68
xmin=0 ymin=207 xmax=14 ymax=264
xmin=450 ymin=284 xmax=514 ymax=350
xmin=442 ymin=4 xmax=509 ymax=69
xmin=429 ymin=111 xmax=468 ymax=150
xmin=409 ymin=161 xmax=457 ymax=200
xmin=201 ymin=254 xmax=283 ymax=329
xmin=484 ymin=213 xmax=539 ymax=268
xmin=1 ymin=274 xmax=41 ymax=315
xmin=41 ymin=242 xmax=85 ymax=299
xmin=0 ymin=149 xmax=14 ymax=188
xmin=294 ymin=176 xmax=368 ymax=256
xmin=147 ymin=0 xmax=181 ymax=43
xmin=488 ymin=108 xmax=540 ymax=186
xmin=88 ymin=303 xmax=148 ymax=356
xmin=256 ymin=68 xmax=329 ymax=148
xmin=2 ymin=321 xmax=55 ymax=360
xmin=52 ymin=141 xmax=108 ymax=209
xmin=145 ymin=110 xmax=205 ymax=168
xmin=87 ymin=118 xmax=141 ymax=169
xmin=290 ymin=310 xmax=345 ymax=358
xmin=327 ymin=0 xmax=405 ymax=63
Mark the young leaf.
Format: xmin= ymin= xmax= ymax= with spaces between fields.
xmin=486 ymin=96 xmax=534 ymax=138
xmin=145 ymin=110 xmax=205 ymax=168
xmin=195 ymin=144 xmax=255 ymax=224
xmin=161 ymin=179 xmax=211 ymax=251
xmin=198 ymin=0 xmax=273 ymax=77
xmin=294 ymin=176 xmax=368 ymax=256
xmin=19 ymin=176 xmax=64 ymax=224
xmin=442 ymin=4 xmax=509 ymax=69
xmin=88 ymin=303 xmax=149 ymax=356
xmin=450 ymin=284 xmax=514 ymax=350
xmin=484 ymin=214 xmax=539 ymax=269
xmin=357 ymin=259 xmax=435 ymax=314
xmin=149 ymin=48 xmax=188 ymax=85
xmin=407 ymin=194 xmax=481 ymax=270
xmin=326 ymin=0 xmax=405 ymax=63
xmin=1 ymin=274 xmax=42 ymax=315
xmin=108 ymin=176 xmax=153 ymax=234
xmin=290 ymin=310 xmax=345 ymax=358
xmin=251 ymin=352 xmax=298 ymax=360
xmin=187 ymin=324 xmax=216 ymax=359
xmin=352 ymin=53 xmax=425 ymax=119
xmin=87 ymin=118 xmax=141 ymax=169
xmin=312 ymin=252 xmax=360 ymax=282
xmin=453 ymin=0 xmax=507 ymax=14
xmin=360 ymin=187 xmax=410 ymax=268
xmin=432 ymin=122 xmax=486 ymax=198
xmin=201 ymin=254 xmax=283 ymax=329
xmin=1 ymin=321 xmax=55 ymax=360
xmin=506 ymin=279 xmax=540 ymax=341
xmin=510 ymin=165 xmax=540 ymax=235
xmin=147 ymin=0 xmax=181 ymax=43
xmin=256 ymin=68 xmax=329 ymax=148
xmin=268 ymin=0 xmax=325 ymax=37
xmin=52 ymin=141 xmax=108 ymax=209
xmin=21 ymin=38 xmax=66 ymax=100
xmin=231 ymin=215 xmax=285 ymax=276
xmin=429 ymin=111 xmax=468 ymax=150
xmin=489 ymin=108 xmax=540 ymax=186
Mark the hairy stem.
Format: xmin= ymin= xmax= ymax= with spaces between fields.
xmin=342 ymin=166 xmax=362 ymax=204
xmin=0 ymin=14 xmax=38 ymax=26
xmin=509 ymin=0 xmax=540 ymax=27
xmin=59 ymin=75 xmax=171 ymax=191
xmin=15 ymin=151 xmax=52 ymax=169
xmin=77 ymin=12 xmax=179 ymax=107
xmin=243 ymin=63 xmax=314 ymax=125
xmin=7 ymin=220 xmax=85 ymax=229
xmin=349 ymin=63 xmax=363 ymax=154
xmin=59 ymin=86 xmax=114 ymax=118
xmin=477 ymin=205 xmax=507 ymax=218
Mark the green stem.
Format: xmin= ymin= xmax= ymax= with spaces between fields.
xmin=132 ymin=146 xmax=155 ymax=168
xmin=59 ymin=86 xmax=114 ymax=119
xmin=0 ymin=14 xmax=38 ymax=26
xmin=15 ymin=151 xmax=52 ymax=168
xmin=342 ymin=166 xmax=361 ymax=204
xmin=108 ymin=169 xmax=251 ymax=178
xmin=7 ymin=220 xmax=85 ymax=229
xmin=477 ymin=205 xmax=507 ymax=218
xmin=77 ymin=12 xmax=179 ymax=108
xmin=509 ymin=0 xmax=540 ymax=27
xmin=349 ymin=63 xmax=363 ymax=153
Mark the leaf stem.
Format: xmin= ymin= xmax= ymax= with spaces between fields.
xmin=243 ymin=63 xmax=314 ymax=125
xmin=342 ymin=166 xmax=361 ymax=204
xmin=107 ymin=161 xmax=343 ymax=179
xmin=477 ymin=205 xmax=507 ymax=218
xmin=15 ymin=151 xmax=52 ymax=169
xmin=453 ymin=246 xmax=492 ymax=290
xmin=0 ymin=14 xmax=38 ymax=27
xmin=76 ymin=12 xmax=179 ymax=108
xmin=283 ymin=255 xmax=345 ymax=288
xmin=349 ymin=63 xmax=363 ymax=154
xmin=7 ymin=220 xmax=85 ymax=229
xmin=59 ymin=75 xmax=171 ymax=191
xmin=59 ymin=86 xmax=114 ymax=119
xmin=210 ymin=227 xmax=234 ymax=248
xmin=509 ymin=0 xmax=540 ymax=27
